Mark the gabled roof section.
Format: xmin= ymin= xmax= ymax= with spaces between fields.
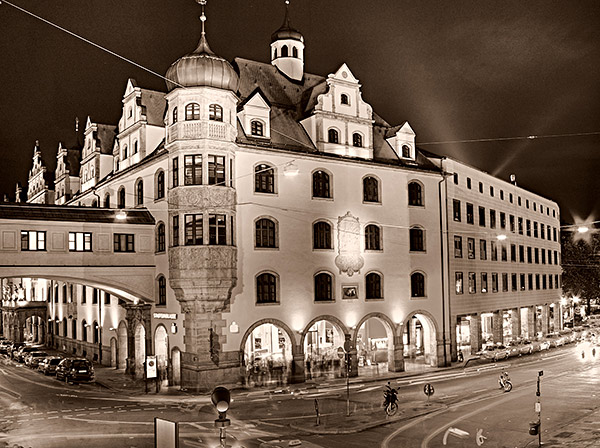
xmin=0 ymin=203 xmax=155 ymax=224
xmin=96 ymin=124 xmax=117 ymax=155
xmin=138 ymin=88 xmax=167 ymax=127
xmin=331 ymin=63 xmax=359 ymax=84
xmin=238 ymin=87 xmax=272 ymax=110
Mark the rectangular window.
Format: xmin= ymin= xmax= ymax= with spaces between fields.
xmin=467 ymin=238 xmax=475 ymax=259
xmin=510 ymin=215 xmax=515 ymax=233
xmin=209 ymin=214 xmax=227 ymax=245
xmin=535 ymin=274 xmax=540 ymax=290
xmin=479 ymin=206 xmax=486 ymax=226
xmin=519 ymin=245 xmax=525 ymax=263
xmin=172 ymin=215 xmax=179 ymax=247
xmin=491 ymin=240 xmax=498 ymax=261
xmin=490 ymin=186 xmax=494 ymax=197
xmin=520 ymin=273 xmax=526 ymax=291
xmin=533 ymin=221 xmax=538 ymax=238
xmin=114 ymin=234 xmax=134 ymax=252
xmin=82 ymin=286 xmax=86 ymax=304
xmin=69 ymin=232 xmax=92 ymax=252
xmin=479 ymin=182 xmax=483 ymax=193
xmin=518 ymin=217 xmax=523 ymax=235
xmin=535 ymin=248 xmax=539 ymax=264
xmin=185 ymin=214 xmax=203 ymax=245
xmin=208 ymin=155 xmax=225 ymax=185
xmin=553 ymin=227 xmax=557 ymax=241
xmin=554 ymin=250 xmax=558 ymax=265
xmin=481 ymin=273 xmax=488 ymax=293
xmin=468 ymin=272 xmax=476 ymax=294
xmin=555 ymin=274 xmax=560 ymax=288
xmin=511 ymin=273 xmax=518 ymax=291
xmin=549 ymin=275 xmax=553 ymax=289
xmin=466 ymin=177 xmax=472 ymax=189
xmin=184 ymin=155 xmax=202 ymax=185
xmin=500 ymin=212 xmax=506 ymax=229
xmin=172 ymin=156 xmax=179 ymax=187
xmin=526 ymin=219 xmax=531 ymax=237
xmin=104 ymin=292 xmax=111 ymax=305
xmin=527 ymin=246 xmax=532 ymax=263
xmin=454 ymin=236 xmax=463 ymax=258
xmin=455 ymin=272 xmax=463 ymax=294
xmin=501 ymin=244 xmax=507 ymax=262
xmin=528 ymin=273 xmax=533 ymax=290
xmin=540 ymin=223 xmax=545 ymax=239
xmin=480 ymin=239 xmax=487 ymax=260
xmin=453 ymin=199 xmax=461 ymax=222
xmin=466 ymin=203 xmax=474 ymax=224
xmin=500 ymin=190 xmax=504 ymax=200
xmin=542 ymin=275 xmax=547 ymax=289
xmin=92 ymin=288 xmax=98 ymax=304
xmin=21 ymin=230 xmax=46 ymax=251
xmin=510 ymin=193 xmax=513 ymax=203
xmin=491 ymin=273 xmax=498 ymax=292
xmin=510 ymin=244 xmax=516 ymax=262
xmin=502 ymin=273 xmax=508 ymax=292
xmin=490 ymin=210 xmax=496 ymax=229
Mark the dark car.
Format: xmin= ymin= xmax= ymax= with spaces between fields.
xmin=15 ymin=345 xmax=43 ymax=363
xmin=56 ymin=358 xmax=94 ymax=383
xmin=0 ymin=340 xmax=12 ymax=354
xmin=38 ymin=356 xmax=63 ymax=375
xmin=25 ymin=351 xmax=49 ymax=368
xmin=9 ymin=342 xmax=25 ymax=359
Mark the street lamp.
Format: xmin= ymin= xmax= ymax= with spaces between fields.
xmin=211 ymin=386 xmax=231 ymax=448
xmin=578 ymin=226 xmax=589 ymax=234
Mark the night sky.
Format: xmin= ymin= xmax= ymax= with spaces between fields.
xmin=0 ymin=0 xmax=598 ymax=224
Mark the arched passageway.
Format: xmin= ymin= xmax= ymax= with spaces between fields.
xmin=171 ymin=347 xmax=181 ymax=387
xmin=302 ymin=318 xmax=346 ymax=380
xmin=242 ymin=322 xmax=293 ymax=388
xmin=117 ymin=321 xmax=128 ymax=370
xmin=402 ymin=312 xmax=438 ymax=371
xmin=356 ymin=316 xmax=395 ymax=377
xmin=155 ymin=325 xmax=169 ymax=387
xmin=134 ymin=323 xmax=146 ymax=379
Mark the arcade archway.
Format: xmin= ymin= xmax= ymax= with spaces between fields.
xmin=117 ymin=321 xmax=128 ymax=370
xmin=155 ymin=325 xmax=169 ymax=387
xmin=402 ymin=311 xmax=438 ymax=371
xmin=242 ymin=321 xmax=294 ymax=388
xmin=171 ymin=347 xmax=181 ymax=387
xmin=302 ymin=317 xmax=346 ymax=380
xmin=134 ymin=322 xmax=146 ymax=379
xmin=355 ymin=314 xmax=396 ymax=377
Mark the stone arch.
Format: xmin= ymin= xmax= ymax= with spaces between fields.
xmin=353 ymin=312 xmax=399 ymax=375
xmin=154 ymin=324 xmax=169 ymax=386
xmin=239 ymin=318 xmax=297 ymax=357
xmin=400 ymin=309 xmax=440 ymax=368
xmin=301 ymin=315 xmax=348 ymax=345
xmin=110 ymin=337 xmax=118 ymax=368
xmin=117 ymin=320 xmax=128 ymax=370
xmin=171 ymin=346 xmax=181 ymax=387
xmin=301 ymin=315 xmax=348 ymax=380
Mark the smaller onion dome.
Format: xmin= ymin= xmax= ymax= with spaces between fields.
xmin=165 ymin=31 xmax=239 ymax=92
xmin=271 ymin=2 xmax=304 ymax=43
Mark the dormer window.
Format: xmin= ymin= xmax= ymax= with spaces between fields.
xmin=250 ymin=120 xmax=264 ymax=137
xmin=352 ymin=133 xmax=363 ymax=148
xmin=172 ymin=107 xmax=178 ymax=124
xmin=185 ymin=103 xmax=200 ymax=121
xmin=209 ymin=104 xmax=223 ymax=122
xmin=402 ymin=145 xmax=411 ymax=158
xmin=328 ymin=129 xmax=339 ymax=144
xmin=341 ymin=94 xmax=349 ymax=105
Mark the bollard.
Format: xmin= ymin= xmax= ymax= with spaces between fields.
xmin=314 ymin=398 xmax=320 ymax=426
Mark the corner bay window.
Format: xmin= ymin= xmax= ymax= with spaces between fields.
xmin=114 ymin=234 xmax=134 ymax=252
xmin=69 ymin=232 xmax=92 ymax=252
xmin=185 ymin=214 xmax=203 ymax=245
xmin=184 ymin=155 xmax=202 ymax=185
xmin=208 ymin=155 xmax=225 ymax=185
xmin=209 ymin=214 xmax=227 ymax=245
xmin=21 ymin=230 xmax=46 ymax=251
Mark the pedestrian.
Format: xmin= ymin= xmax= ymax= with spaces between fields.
xmin=306 ymin=357 xmax=312 ymax=379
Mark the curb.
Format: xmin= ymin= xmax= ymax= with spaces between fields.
xmin=288 ymin=403 xmax=447 ymax=435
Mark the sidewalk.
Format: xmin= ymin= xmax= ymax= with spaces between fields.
xmin=534 ymin=406 xmax=600 ymax=447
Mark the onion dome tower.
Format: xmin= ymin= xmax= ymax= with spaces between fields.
xmin=270 ymin=0 xmax=305 ymax=81
xmin=164 ymin=0 xmax=239 ymax=392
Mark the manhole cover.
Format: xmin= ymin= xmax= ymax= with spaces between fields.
xmin=555 ymin=431 xmax=575 ymax=438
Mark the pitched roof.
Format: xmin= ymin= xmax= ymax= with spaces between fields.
xmin=139 ymin=88 xmax=167 ymax=127
xmin=96 ymin=124 xmax=117 ymax=155
xmin=0 ymin=203 xmax=155 ymax=224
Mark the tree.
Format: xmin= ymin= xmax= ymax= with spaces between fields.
xmin=561 ymin=228 xmax=600 ymax=315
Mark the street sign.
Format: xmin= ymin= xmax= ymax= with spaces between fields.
xmin=337 ymin=347 xmax=345 ymax=358
xmin=343 ymin=340 xmax=351 ymax=352
xmin=423 ymin=383 xmax=435 ymax=397
xmin=155 ymin=417 xmax=178 ymax=448
xmin=146 ymin=356 xmax=157 ymax=379
xmin=535 ymin=402 xmax=541 ymax=412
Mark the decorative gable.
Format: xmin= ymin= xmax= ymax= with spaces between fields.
xmin=237 ymin=89 xmax=271 ymax=139
xmin=300 ymin=63 xmax=374 ymax=159
xmin=386 ymin=122 xmax=416 ymax=161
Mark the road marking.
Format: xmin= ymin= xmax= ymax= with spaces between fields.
xmin=88 ymin=407 xmax=98 ymax=410
xmin=131 ymin=409 xmax=142 ymax=412
xmin=104 ymin=411 xmax=114 ymax=414
xmin=117 ymin=410 xmax=127 ymax=413
xmin=74 ymin=408 xmax=85 ymax=411
xmin=47 ymin=416 xmax=59 ymax=420
xmin=100 ymin=406 xmax=111 ymax=409
xmin=17 ymin=419 xmax=30 ymax=423
xmin=76 ymin=413 xmax=87 ymax=417
xmin=47 ymin=410 xmax=58 ymax=414
xmin=89 ymin=412 xmax=101 ymax=415
xmin=473 ymin=389 xmax=487 ymax=394
xmin=360 ymin=385 xmax=382 ymax=393
xmin=61 ymin=409 xmax=71 ymax=412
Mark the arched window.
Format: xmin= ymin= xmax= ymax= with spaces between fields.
xmin=254 ymin=164 xmax=275 ymax=193
xmin=282 ymin=45 xmax=289 ymax=57
xmin=409 ymin=227 xmax=425 ymax=252
xmin=118 ymin=187 xmax=126 ymax=208
xmin=408 ymin=181 xmax=423 ymax=206
xmin=255 ymin=218 xmax=277 ymax=248
xmin=63 ymin=317 xmax=68 ymax=337
xmin=250 ymin=120 xmax=264 ymax=137
xmin=136 ymin=179 xmax=144 ymax=206
xmin=185 ymin=103 xmax=200 ymax=121
xmin=411 ymin=272 xmax=425 ymax=297
xmin=328 ymin=128 xmax=339 ymax=144
xmin=91 ymin=199 xmax=98 ymax=208
xmin=172 ymin=107 xmax=178 ymax=124
xmin=133 ymin=141 xmax=138 ymax=154
xmin=93 ymin=321 xmax=99 ymax=344
xmin=156 ymin=223 xmax=166 ymax=252
xmin=209 ymin=104 xmax=223 ymax=121
xmin=82 ymin=320 xmax=88 ymax=342
xmin=314 ymin=272 xmax=333 ymax=301
xmin=365 ymin=224 xmax=381 ymax=250
xmin=122 ymin=145 xmax=128 ymax=159
xmin=104 ymin=193 xmax=111 ymax=208
xmin=312 ymin=170 xmax=331 ymax=199
xmin=313 ymin=221 xmax=332 ymax=249
xmin=156 ymin=171 xmax=165 ymax=199
xmin=363 ymin=176 xmax=379 ymax=203
xmin=352 ymin=133 xmax=363 ymax=147
xmin=366 ymin=272 xmax=382 ymax=300
xmin=157 ymin=276 xmax=167 ymax=306
xmin=72 ymin=318 xmax=77 ymax=340
xmin=292 ymin=46 xmax=298 ymax=57
xmin=341 ymin=94 xmax=349 ymax=105
xmin=256 ymin=273 xmax=278 ymax=304
xmin=402 ymin=144 xmax=411 ymax=158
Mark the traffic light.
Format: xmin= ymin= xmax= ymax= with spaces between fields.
xmin=211 ymin=386 xmax=231 ymax=423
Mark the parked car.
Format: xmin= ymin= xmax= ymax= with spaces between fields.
xmin=559 ymin=329 xmax=576 ymax=344
xmin=0 ymin=340 xmax=12 ymax=354
xmin=38 ymin=356 xmax=63 ymax=375
xmin=9 ymin=342 xmax=25 ymax=359
xmin=24 ymin=351 xmax=49 ymax=368
xmin=56 ymin=358 xmax=95 ymax=383
xmin=517 ymin=339 xmax=535 ymax=355
xmin=504 ymin=341 xmax=522 ymax=358
xmin=15 ymin=345 xmax=43 ymax=363
xmin=476 ymin=344 xmax=509 ymax=362
xmin=544 ymin=333 xmax=565 ymax=348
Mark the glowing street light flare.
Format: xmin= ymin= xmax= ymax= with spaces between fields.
xmin=578 ymin=226 xmax=589 ymax=234
xmin=497 ymin=234 xmax=507 ymax=241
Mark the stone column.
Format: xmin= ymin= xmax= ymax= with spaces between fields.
xmin=527 ymin=306 xmax=536 ymax=339
xmin=511 ymin=308 xmax=521 ymax=341
xmin=553 ymin=303 xmax=562 ymax=331
xmin=450 ymin=315 xmax=458 ymax=361
xmin=541 ymin=305 xmax=549 ymax=335
xmin=492 ymin=311 xmax=503 ymax=344
xmin=124 ymin=303 xmax=152 ymax=378
xmin=390 ymin=335 xmax=405 ymax=372
xmin=469 ymin=315 xmax=481 ymax=352
xmin=289 ymin=347 xmax=305 ymax=384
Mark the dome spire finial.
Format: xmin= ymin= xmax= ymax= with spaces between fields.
xmin=193 ymin=0 xmax=214 ymax=55
xmin=198 ymin=0 xmax=207 ymax=36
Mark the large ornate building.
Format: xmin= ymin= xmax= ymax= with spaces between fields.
xmin=0 ymin=4 xmax=561 ymax=391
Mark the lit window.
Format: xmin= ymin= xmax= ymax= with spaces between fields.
xmin=185 ymin=103 xmax=200 ymax=121
xmin=250 ymin=120 xmax=263 ymax=136
xmin=21 ymin=231 xmax=46 ymax=251
xmin=69 ymin=232 xmax=92 ymax=252
xmin=455 ymin=272 xmax=463 ymax=294
xmin=209 ymin=104 xmax=223 ymax=121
